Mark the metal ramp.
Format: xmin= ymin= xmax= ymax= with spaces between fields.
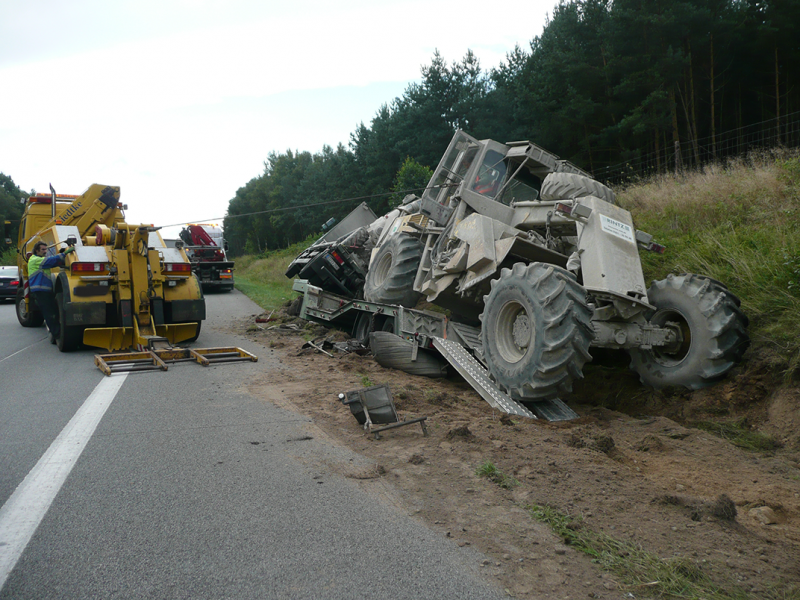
xmin=431 ymin=337 xmax=579 ymax=422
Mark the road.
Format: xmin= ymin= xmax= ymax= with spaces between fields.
xmin=0 ymin=292 xmax=505 ymax=599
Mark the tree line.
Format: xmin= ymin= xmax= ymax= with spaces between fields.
xmin=224 ymin=0 xmax=798 ymax=255
xmin=4 ymin=1 xmax=796 ymax=257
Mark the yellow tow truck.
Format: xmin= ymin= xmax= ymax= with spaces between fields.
xmin=16 ymin=184 xmax=256 ymax=374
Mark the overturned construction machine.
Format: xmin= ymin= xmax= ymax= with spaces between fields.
xmin=362 ymin=130 xmax=750 ymax=399
xmin=16 ymin=184 xmax=256 ymax=374
xmin=290 ymin=130 xmax=750 ymax=407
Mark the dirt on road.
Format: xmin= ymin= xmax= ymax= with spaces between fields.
xmin=231 ymin=306 xmax=800 ymax=600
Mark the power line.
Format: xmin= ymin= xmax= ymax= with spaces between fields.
xmin=156 ymin=183 xmax=453 ymax=229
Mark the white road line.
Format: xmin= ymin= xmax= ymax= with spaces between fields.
xmin=0 ymin=373 xmax=129 ymax=589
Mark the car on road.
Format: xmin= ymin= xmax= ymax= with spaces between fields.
xmin=0 ymin=265 xmax=20 ymax=301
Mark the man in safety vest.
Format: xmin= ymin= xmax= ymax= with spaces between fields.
xmin=28 ymin=240 xmax=74 ymax=343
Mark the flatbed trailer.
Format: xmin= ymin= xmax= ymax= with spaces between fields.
xmin=292 ymin=279 xmax=579 ymax=422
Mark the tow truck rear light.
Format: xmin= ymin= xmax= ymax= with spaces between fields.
xmin=220 ymin=269 xmax=232 ymax=279
xmin=71 ymin=262 xmax=105 ymax=273
xmin=330 ymin=250 xmax=345 ymax=265
xmin=166 ymin=263 xmax=193 ymax=273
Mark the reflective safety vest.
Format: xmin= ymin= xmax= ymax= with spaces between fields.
xmin=27 ymin=253 xmax=66 ymax=293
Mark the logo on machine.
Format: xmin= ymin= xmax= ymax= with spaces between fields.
xmin=59 ymin=200 xmax=83 ymax=222
xmin=599 ymin=215 xmax=635 ymax=244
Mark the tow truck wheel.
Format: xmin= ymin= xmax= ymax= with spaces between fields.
xmin=480 ymin=262 xmax=593 ymax=400
xmin=184 ymin=321 xmax=201 ymax=343
xmin=628 ymin=273 xmax=750 ymax=389
xmin=55 ymin=293 xmax=83 ymax=352
xmin=16 ymin=288 xmax=44 ymax=327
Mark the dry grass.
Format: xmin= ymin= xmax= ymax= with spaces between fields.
xmin=617 ymin=152 xmax=800 ymax=376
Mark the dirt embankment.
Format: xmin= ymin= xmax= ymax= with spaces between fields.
xmin=235 ymin=308 xmax=800 ymax=599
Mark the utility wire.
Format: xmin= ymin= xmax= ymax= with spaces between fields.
xmin=156 ymin=183 xmax=455 ymax=229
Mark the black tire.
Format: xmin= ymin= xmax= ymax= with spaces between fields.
xmin=540 ymin=172 xmax=616 ymax=205
xmin=176 ymin=320 xmax=201 ymax=344
xmin=369 ymin=331 xmax=447 ymax=378
xmin=628 ymin=273 xmax=750 ymax=390
xmin=352 ymin=312 xmax=372 ymax=346
xmin=16 ymin=288 xmax=44 ymax=327
xmin=480 ymin=262 xmax=594 ymax=400
xmin=363 ymin=233 xmax=423 ymax=308
xmin=55 ymin=292 xmax=83 ymax=352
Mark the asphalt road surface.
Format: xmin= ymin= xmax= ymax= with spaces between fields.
xmin=0 ymin=291 xmax=505 ymax=599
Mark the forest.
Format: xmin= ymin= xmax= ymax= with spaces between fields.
xmin=2 ymin=0 xmax=798 ymax=257
xmin=223 ymin=0 xmax=799 ymax=255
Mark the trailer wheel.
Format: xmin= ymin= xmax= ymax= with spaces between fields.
xmin=16 ymin=288 xmax=44 ymax=327
xmin=628 ymin=274 xmax=750 ymax=389
xmin=363 ymin=233 xmax=423 ymax=308
xmin=352 ymin=312 xmax=372 ymax=346
xmin=55 ymin=293 xmax=83 ymax=352
xmin=480 ymin=262 xmax=593 ymax=400
xmin=369 ymin=331 xmax=447 ymax=378
xmin=540 ymin=172 xmax=616 ymax=205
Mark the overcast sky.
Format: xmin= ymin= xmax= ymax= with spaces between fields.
xmin=1 ymin=0 xmax=553 ymax=238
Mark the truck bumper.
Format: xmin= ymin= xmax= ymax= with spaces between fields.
xmin=199 ymin=279 xmax=234 ymax=290
xmin=65 ymin=301 xmax=107 ymax=327
xmin=171 ymin=299 xmax=206 ymax=322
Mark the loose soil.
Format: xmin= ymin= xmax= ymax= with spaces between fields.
xmin=231 ymin=307 xmax=800 ymax=600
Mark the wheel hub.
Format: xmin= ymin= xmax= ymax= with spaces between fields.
xmin=495 ymin=301 xmax=534 ymax=364
xmin=512 ymin=315 xmax=531 ymax=348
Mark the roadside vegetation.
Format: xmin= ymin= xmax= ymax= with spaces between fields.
xmin=0 ymin=247 xmax=15 ymax=266
xmin=233 ymin=235 xmax=316 ymax=309
xmin=528 ymin=504 xmax=798 ymax=600
xmin=618 ymin=152 xmax=800 ymax=377
xmin=475 ymin=461 xmax=519 ymax=490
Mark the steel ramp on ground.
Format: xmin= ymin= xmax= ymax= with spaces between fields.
xmin=431 ymin=337 xmax=536 ymax=419
xmin=524 ymin=397 xmax=579 ymax=422
xmin=95 ymin=346 xmax=258 ymax=375
xmin=431 ymin=337 xmax=580 ymax=422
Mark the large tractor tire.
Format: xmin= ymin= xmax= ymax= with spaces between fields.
xmin=540 ymin=172 xmax=616 ymax=205
xmin=628 ymin=274 xmax=750 ymax=390
xmin=480 ymin=262 xmax=594 ymax=400
xmin=363 ymin=233 xmax=423 ymax=308
xmin=16 ymin=288 xmax=44 ymax=327
xmin=55 ymin=293 xmax=84 ymax=352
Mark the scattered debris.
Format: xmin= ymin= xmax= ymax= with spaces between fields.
xmin=255 ymin=310 xmax=276 ymax=323
xmin=339 ymin=385 xmax=428 ymax=440
xmin=300 ymin=340 xmax=334 ymax=358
